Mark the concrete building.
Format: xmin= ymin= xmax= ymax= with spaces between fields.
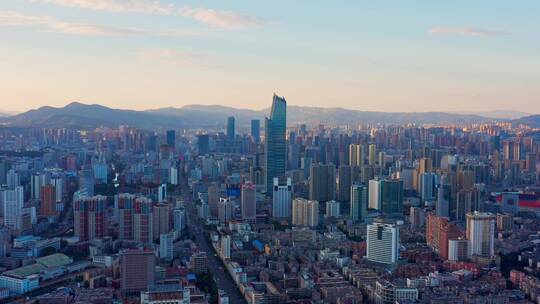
xmin=309 ymin=163 xmax=335 ymax=202
xmin=350 ymin=184 xmax=368 ymax=222
xmin=120 ymin=249 xmax=155 ymax=297
xmin=272 ymin=178 xmax=292 ymax=219
xmin=241 ymin=182 xmax=256 ymax=222
xmin=366 ymin=218 xmax=399 ymax=265
xmin=466 ymin=212 xmax=495 ymax=257
xmin=292 ymin=198 xmax=319 ymax=227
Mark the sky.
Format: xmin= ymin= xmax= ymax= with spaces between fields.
xmin=1 ymin=1 xmax=539 ymax=114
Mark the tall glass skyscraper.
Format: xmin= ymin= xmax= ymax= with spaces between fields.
xmin=251 ymin=119 xmax=260 ymax=143
xmin=227 ymin=116 xmax=235 ymax=142
xmin=265 ymin=94 xmax=287 ymax=194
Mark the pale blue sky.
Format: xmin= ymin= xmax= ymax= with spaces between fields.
xmin=1 ymin=1 xmax=539 ymax=113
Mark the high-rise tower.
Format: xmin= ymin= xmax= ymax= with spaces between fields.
xmin=265 ymin=94 xmax=287 ymax=194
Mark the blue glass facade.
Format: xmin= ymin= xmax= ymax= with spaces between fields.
xmin=265 ymin=94 xmax=287 ymax=194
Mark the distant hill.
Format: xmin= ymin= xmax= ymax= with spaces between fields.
xmin=451 ymin=110 xmax=531 ymax=120
xmin=0 ymin=102 xmax=185 ymax=130
xmin=513 ymin=115 xmax=540 ymax=128
xmin=151 ymin=104 xmax=493 ymax=126
xmin=0 ymin=102 xmax=502 ymax=130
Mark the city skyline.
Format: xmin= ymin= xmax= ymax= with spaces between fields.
xmin=1 ymin=0 xmax=540 ymax=113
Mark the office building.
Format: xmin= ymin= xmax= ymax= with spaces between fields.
xmin=251 ymin=119 xmax=260 ymax=143
xmin=227 ymin=116 xmax=235 ymax=142
xmin=272 ymin=177 xmax=292 ymax=219
xmin=436 ymin=177 xmax=451 ymax=218
xmin=159 ymin=233 xmax=173 ymax=261
xmin=208 ymin=183 xmax=219 ymax=218
xmin=157 ymin=184 xmax=167 ymax=202
xmin=366 ymin=218 xmax=399 ymax=265
xmin=309 ymin=163 xmax=335 ymax=202
xmin=166 ymin=130 xmax=175 ymax=148
xmin=368 ymin=179 xmax=380 ymax=210
xmin=6 ymin=170 xmax=20 ymax=189
xmin=169 ymin=166 xmax=178 ymax=185
xmin=153 ymin=203 xmax=170 ymax=241
xmin=466 ymin=212 xmax=495 ymax=257
xmin=173 ymin=207 xmax=186 ymax=237
xmin=448 ymin=238 xmax=468 ymax=262
xmin=336 ymin=165 xmax=351 ymax=202
xmin=120 ymin=249 xmax=155 ymax=297
xmin=221 ymin=235 xmax=231 ymax=259
xmin=197 ymin=134 xmax=210 ymax=155
xmin=350 ymin=184 xmax=368 ymax=222
xmin=241 ymin=182 xmax=256 ymax=222
xmin=420 ymin=173 xmax=437 ymax=202
xmin=190 ymin=252 xmax=208 ymax=274
xmin=265 ymin=94 xmax=287 ymax=194
xmin=218 ymin=198 xmax=234 ymax=224
xmin=369 ymin=179 xmax=404 ymax=214
xmin=409 ymin=207 xmax=426 ymax=228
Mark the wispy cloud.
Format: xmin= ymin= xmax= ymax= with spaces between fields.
xmin=30 ymin=0 xmax=176 ymax=14
xmin=429 ymin=26 xmax=509 ymax=37
xmin=179 ymin=8 xmax=265 ymax=30
xmin=0 ymin=10 xmax=201 ymax=37
xmin=30 ymin=0 xmax=265 ymax=29
xmin=138 ymin=49 xmax=216 ymax=68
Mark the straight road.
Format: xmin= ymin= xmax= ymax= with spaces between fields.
xmin=180 ymin=185 xmax=246 ymax=303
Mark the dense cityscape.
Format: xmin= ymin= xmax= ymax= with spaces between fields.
xmin=0 ymin=94 xmax=538 ymax=303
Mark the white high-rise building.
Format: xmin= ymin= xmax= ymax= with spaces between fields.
xmin=466 ymin=212 xmax=495 ymax=257
xmin=158 ymin=184 xmax=167 ymax=202
xmin=31 ymin=172 xmax=49 ymax=201
xmin=366 ymin=218 xmax=399 ymax=265
xmin=218 ymin=198 xmax=234 ymax=224
xmin=169 ymin=167 xmax=179 ymax=185
xmin=1 ymin=186 xmax=24 ymax=229
xmin=51 ymin=177 xmax=64 ymax=203
xmin=6 ymin=170 xmax=20 ymax=189
xmin=272 ymin=178 xmax=292 ymax=219
xmin=368 ymin=179 xmax=381 ymax=209
xmin=221 ymin=235 xmax=231 ymax=259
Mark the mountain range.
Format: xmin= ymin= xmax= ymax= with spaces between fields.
xmin=0 ymin=102 xmax=539 ymax=130
xmin=449 ymin=110 xmax=531 ymax=120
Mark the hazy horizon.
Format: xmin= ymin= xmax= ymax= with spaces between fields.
xmin=0 ymin=100 xmax=537 ymax=117
xmin=2 ymin=1 xmax=539 ymax=113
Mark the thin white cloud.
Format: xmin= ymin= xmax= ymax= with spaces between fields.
xmin=30 ymin=0 xmax=265 ymax=29
xmin=30 ymin=0 xmax=175 ymax=15
xmin=429 ymin=26 xmax=509 ymax=37
xmin=139 ymin=49 xmax=215 ymax=68
xmin=179 ymin=8 xmax=264 ymax=30
xmin=0 ymin=10 xmax=200 ymax=37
